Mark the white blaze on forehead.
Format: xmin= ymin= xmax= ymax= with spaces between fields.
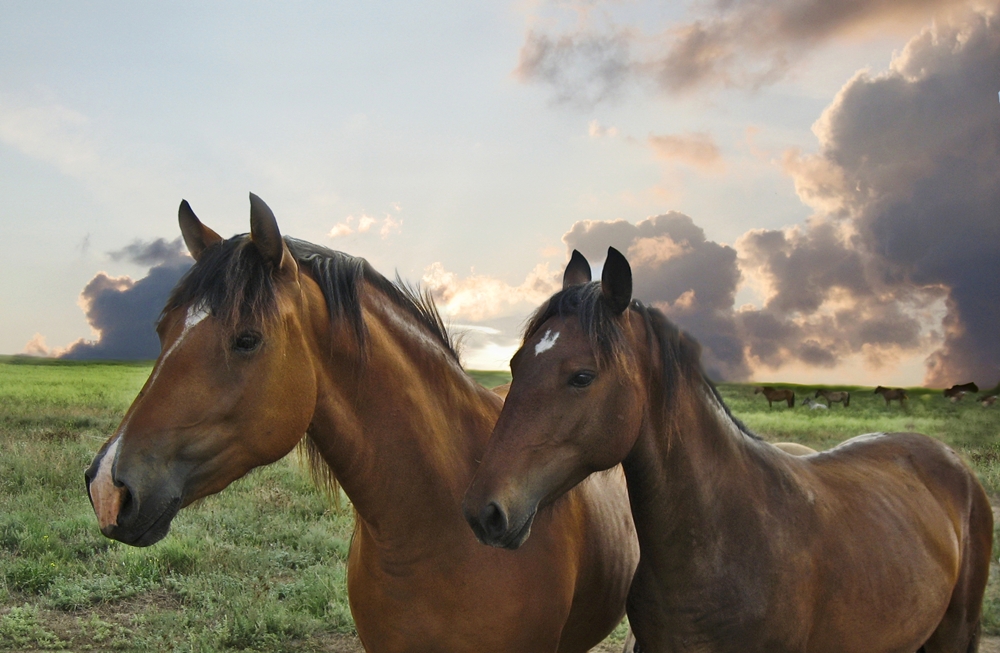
xmin=184 ymin=303 xmax=210 ymax=329
xmin=534 ymin=329 xmax=560 ymax=356
xmin=146 ymin=302 xmax=210 ymax=388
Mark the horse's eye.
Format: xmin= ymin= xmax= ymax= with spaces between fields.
xmin=569 ymin=371 xmax=596 ymax=388
xmin=232 ymin=331 xmax=262 ymax=353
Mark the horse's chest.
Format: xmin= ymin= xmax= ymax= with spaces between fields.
xmin=629 ymin=535 xmax=804 ymax=651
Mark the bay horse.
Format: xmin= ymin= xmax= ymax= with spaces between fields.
xmin=753 ymin=385 xmax=794 ymax=407
xmin=85 ymin=196 xmax=639 ymax=653
xmin=814 ymin=388 xmax=850 ymax=407
xmin=463 ymin=247 xmax=992 ymax=653
xmin=874 ymin=385 xmax=908 ymax=406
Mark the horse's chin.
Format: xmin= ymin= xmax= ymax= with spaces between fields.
xmin=103 ymin=496 xmax=182 ymax=548
xmin=486 ymin=509 xmax=536 ymax=551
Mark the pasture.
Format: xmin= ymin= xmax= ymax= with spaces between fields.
xmin=0 ymin=358 xmax=998 ymax=651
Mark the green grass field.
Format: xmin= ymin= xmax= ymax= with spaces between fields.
xmin=0 ymin=358 xmax=998 ymax=650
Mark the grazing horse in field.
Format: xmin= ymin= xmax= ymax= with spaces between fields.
xmin=85 ymin=196 xmax=639 ymax=653
xmin=945 ymin=382 xmax=979 ymax=401
xmin=463 ymin=247 xmax=992 ymax=653
xmin=874 ymin=385 xmax=908 ymax=406
xmin=814 ymin=388 xmax=850 ymax=407
xmin=753 ymin=385 xmax=794 ymax=407
xmin=980 ymin=395 xmax=997 ymax=408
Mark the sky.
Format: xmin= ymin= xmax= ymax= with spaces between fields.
xmin=2 ymin=1 xmax=998 ymax=388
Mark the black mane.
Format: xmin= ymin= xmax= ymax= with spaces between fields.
xmin=162 ymin=235 xmax=458 ymax=362
xmin=523 ymin=282 xmax=757 ymax=440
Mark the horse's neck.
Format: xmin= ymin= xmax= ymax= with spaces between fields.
xmin=307 ymin=281 xmax=501 ymax=543
xmin=623 ymin=374 xmax=769 ymax=552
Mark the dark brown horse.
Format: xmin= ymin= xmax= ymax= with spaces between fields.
xmin=874 ymin=385 xmax=908 ymax=406
xmin=85 ymin=196 xmax=638 ymax=653
xmin=463 ymin=247 xmax=993 ymax=653
xmin=753 ymin=385 xmax=794 ymax=407
xmin=814 ymin=388 xmax=850 ymax=407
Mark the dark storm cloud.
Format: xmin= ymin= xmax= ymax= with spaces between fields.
xmin=737 ymin=221 xmax=869 ymax=314
xmin=516 ymin=0 xmax=973 ymax=101
xmin=782 ymin=9 xmax=1000 ymax=386
xmin=108 ymin=237 xmax=188 ymax=267
xmin=60 ymin=239 xmax=192 ymax=360
xmin=553 ymin=8 xmax=1000 ymax=385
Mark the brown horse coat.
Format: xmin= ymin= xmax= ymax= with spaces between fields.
xmin=874 ymin=385 xmax=908 ymax=406
xmin=814 ymin=389 xmax=850 ymax=407
xmin=753 ymin=386 xmax=795 ymax=407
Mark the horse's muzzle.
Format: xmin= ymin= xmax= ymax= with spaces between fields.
xmin=85 ymin=452 xmax=183 ymax=547
xmin=463 ymin=499 xmax=536 ymax=550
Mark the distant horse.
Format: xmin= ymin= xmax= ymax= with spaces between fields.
xmin=980 ymin=395 xmax=997 ymax=408
xmin=874 ymin=385 xmax=908 ymax=406
xmin=85 ymin=196 xmax=639 ymax=653
xmin=801 ymin=397 xmax=828 ymax=410
xmin=945 ymin=382 xmax=979 ymax=403
xmin=814 ymin=388 xmax=850 ymax=407
xmin=464 ymin=247 xmax=992 ymax=653
xmin=753 ymin=386 xmax=795 ymax=408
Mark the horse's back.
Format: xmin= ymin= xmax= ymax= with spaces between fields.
xmin=812 ymin=432 xmax=985 ymax=511
xmin=788 ymin=432 xmax=992 ymax=652
xmin=793 ymin=431 xmax=984 ymax=558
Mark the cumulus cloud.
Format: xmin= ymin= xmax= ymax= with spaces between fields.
xmin=58 ymin=239 xmax=192 ymax=360
xmin=463 ymin=7 xmax=997 ymax=383
xmin=549 ymin=8 xmax=1000 ymax=387
xmin=773 ymin=9 xmax=1000 ymax=387
xmin=22 ymin=333 xmax=62 ymax=357
xmin=328 ymin=210 xmax=402 ymax=239
xmin=422 ymin=262 xmax=560 ymax=322
xmin=588 ymin=119 xmax=620 ymax=138
xmin=549 ymin=7 xmax=1000 ymax=385
xmin=648 ymin=131 xmax=724 ymax=171
xmin=515 ymin=0 xmax=974 ymax=101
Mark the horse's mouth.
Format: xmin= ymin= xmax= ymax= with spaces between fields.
xmin=106 ymin=496 xmax=183 ymax=547
xmin=489 ymin=508 xmax=537 ymax=551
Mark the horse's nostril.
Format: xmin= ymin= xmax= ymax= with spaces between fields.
xmin=117 ymin=482 xmax=135 ymax=519
xmin=480 ymin=501 xmax=509 ymax=540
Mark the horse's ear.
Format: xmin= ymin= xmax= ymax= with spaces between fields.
xmin=249 ymin=193 xmax=291 ymax=272
xmin=563 ymin=250 xmax=592 ymax=289
xmin=178 ymin=200 xmax=223 ymax=261
xmin=601 ymin=247 xmax=632 ymax=315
